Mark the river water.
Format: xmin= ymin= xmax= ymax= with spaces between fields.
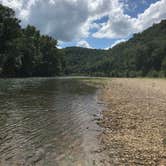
xmin=0 ymin=77 xmax=104 ymax=166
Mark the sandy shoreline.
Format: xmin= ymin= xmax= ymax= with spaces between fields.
xmin=97 ymin=78 xmax=166 ymax=165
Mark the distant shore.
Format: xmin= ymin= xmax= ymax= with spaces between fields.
xmin=97 ymin=78 xmax=166 ymax=165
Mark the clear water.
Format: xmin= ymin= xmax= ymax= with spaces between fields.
xmin=0 ymin=77 xmax=103 ymax=166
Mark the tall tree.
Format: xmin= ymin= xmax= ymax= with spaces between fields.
xmin=0 ymin=4 xmax=21 ymax=76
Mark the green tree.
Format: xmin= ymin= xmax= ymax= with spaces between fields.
xmin=0 ymin=4 xmax=64 ymax=77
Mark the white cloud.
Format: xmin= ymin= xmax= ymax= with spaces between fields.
xmin=0 ymin=0 xmax=121 ymax=41
xmin=1 ymin=0 xmax=166 ymax=43
xmin=93 ymin=15 xmax=137 ymax=39
xmin=25 ymin=0 xmax=92 ymax=41
xmin=0 ymin=0 xmax=23 ymax=10
xmin=93 ymin=0 xmax=166 ymax=39
xmin=93 ymin=0 xmax=137 ymax=39
xmin=111 ymin=39 xmax=127 ymax=48
xmin=136 ymin=0 xmax=166 ymax=31
xmin=77 ymin=40 xmax=92 ymax=48
xmin=104 ymin=38 xmax=127 ymax=50
xmin=57 ymin=45 xmax=62 ymax=49
xmin=57 ymin=40 xmax=63 ymax=49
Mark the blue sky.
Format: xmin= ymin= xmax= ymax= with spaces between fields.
xmin=1 ymin=0 xmax=166 ymax=49
xmin=123 ymin=0 xmax=159 ymax=17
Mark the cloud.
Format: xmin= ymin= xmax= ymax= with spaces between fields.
xmin=0 ymin=0 xmax=112 ymax=41
xmin=93 ymin=15 xmax=137 ymax=39
xmin=77 ymin=40 xmax=92 ymax=48
xmin=104 ymin=38 xmax=127 ymax=50
xmin=93 ymin=0 xmax=138 ymax=39
xmin=111 ymin=39 xmax=127 ymax=48
xmin=0 ymin=0 xmax=121 ymax=41
xmin=1 ymin=0 xmax=166 ymax=43
xmin=57 ymin=45 xmax=62 ymax=49
xmin=22 ymin=0 xmax=91 ymax=41
xmin=93 ymin=0 xmax=166 ymax=39
xmin=136 ymin=0 xmax=166 ymax=31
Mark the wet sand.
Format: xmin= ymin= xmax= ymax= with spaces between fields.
xmin=98 ymin=78 xmax=166 ymax=165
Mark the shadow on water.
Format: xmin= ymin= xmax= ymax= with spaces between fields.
xmin=0 ymin=77 xmax=103 ymax=166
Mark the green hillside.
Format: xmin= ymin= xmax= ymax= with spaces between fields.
xmin=64 ymin=20 xmax=166 ymax=77
xmin=63 ymin=47 xmax=108 ymax=76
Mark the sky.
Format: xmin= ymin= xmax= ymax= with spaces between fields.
xmin=0 ymin=0 xmax=166 ymax=49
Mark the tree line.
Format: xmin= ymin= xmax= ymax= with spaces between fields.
xmin=0 ymin=4 xmax=64 ymax=77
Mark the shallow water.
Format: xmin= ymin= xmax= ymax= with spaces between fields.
xmin=0 ymin=77 xmax=103 ymax=166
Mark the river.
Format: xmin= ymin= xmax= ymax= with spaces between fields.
xmin=0 ymin=77 xmax=104 ymax=166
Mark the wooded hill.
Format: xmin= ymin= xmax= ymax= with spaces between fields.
xmin=64 ymin=47 xmax=108 ymax=75
xmin=64 ymin=20 xmax=166 ymax=77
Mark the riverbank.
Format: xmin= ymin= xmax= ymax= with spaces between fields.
xmin=97 ymin=78 xmax=166 ymax=165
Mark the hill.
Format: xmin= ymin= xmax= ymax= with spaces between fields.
xmin=63 ymin=47 xmax=108 ymax=76
xmin=64 ymin=20 xmax=166 ymax=77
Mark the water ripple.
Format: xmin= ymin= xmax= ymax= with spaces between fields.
xmin=0 ymin=78 xmax=102 ymax=165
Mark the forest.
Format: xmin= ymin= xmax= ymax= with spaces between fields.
xmin=0 ymin=4 xmax=64 ymax=77
xmin=1 ymin=4 xmax=166 ymax=78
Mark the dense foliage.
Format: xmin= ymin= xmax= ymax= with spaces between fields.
xmin=0 ymin=4 xmax=64 ymax=77
xmin=64 ymin=20 xmax=166 ymax=77
xmin=64 ymin=47 xmax=108 ymax=76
